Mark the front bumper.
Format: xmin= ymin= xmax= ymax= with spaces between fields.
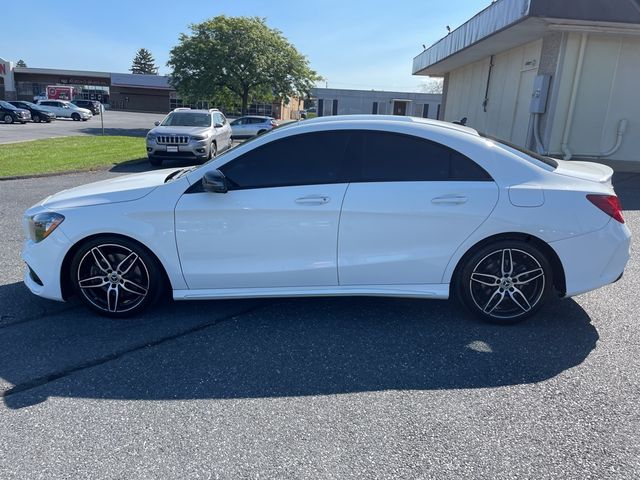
xmin=550 ymin=219 xmax=632 ymax=297
xmin=21 ymin=227 xmax=71 ymax=302
xmin=146 ymin=140 xmax=210 ymax=159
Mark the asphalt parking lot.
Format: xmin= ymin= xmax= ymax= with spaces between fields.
xmin=0 ymin=110 xmax=166 ymax=144
xmin=0 ymin=168 xmax=639 ymax=479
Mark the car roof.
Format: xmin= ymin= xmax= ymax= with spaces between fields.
xmin=293 ymin=115 xmax=480 ymax=137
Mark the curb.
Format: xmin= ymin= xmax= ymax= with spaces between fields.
xmin=0 ymin=158 xmax=149 ymax=181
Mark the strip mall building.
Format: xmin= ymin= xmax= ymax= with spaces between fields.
xmin=0 ymin=58 xmax=302 ymax=119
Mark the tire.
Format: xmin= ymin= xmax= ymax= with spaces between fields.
xmin=33 ymin=114 xmax=41 ymax=123
xmin=72 ymin=113 xmax=81 ymax=121
xmin=257 ymin=129 xmax=267 ymax=135
xmin=457 ymin=240 xmax=553 ymax=325
xmin=148 ymin=156 xmax=163 ymax=166
xmin=70 ymin=236 xmax=164 ymax=318
xmin=209 ymin=141 xmax=217 ymax=159
xmin=4 ymin=114 xmax=14 ymax=124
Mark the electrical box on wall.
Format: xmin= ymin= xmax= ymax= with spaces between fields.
xmin=530 ymin=74 xmax=551 ymax=114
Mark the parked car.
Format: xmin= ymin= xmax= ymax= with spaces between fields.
xmin=230 ymin=116 xmax=278 ymax=138
xmin=146 ymin=108 xmax=233 ymax=166
xmin=72 ymin=99 xmax=101 ymax=115
xmin=21 ymin=115 xmax=631 ymax=322
xmin=0 ymin=100 xmax=31 ymax=124
xmin=8 ymin=101 xmax=56 ymax=123
xmin=36 ymin=100 xmax=92 ymax=121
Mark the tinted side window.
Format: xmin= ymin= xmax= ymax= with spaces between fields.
xmin=355 ymin=131 xmax=491 ymax=182
xmin=221 ymin=131 xmax=352 ymax=189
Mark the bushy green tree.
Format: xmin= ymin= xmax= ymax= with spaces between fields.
xmin=130 ymin=48 xmax=158 ymax=75
xmin=168 ymin=16 xmax=320 ymax=115
xmin=15 ymin=59 xmax=27 ymax=67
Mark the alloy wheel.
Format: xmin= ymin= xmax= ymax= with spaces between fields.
xmin=76 ymin=243 xmax=150 ymax=314
xmin=469 ymin=248 xmax=546 ymax=320
xmin=4 ymin=115 xmax=13 ymax=124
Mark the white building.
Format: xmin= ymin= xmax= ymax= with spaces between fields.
xmin=413 ymin=0 xmax=640 ymax=168
xmin=311 ymin=87 xmax=442 ymax=119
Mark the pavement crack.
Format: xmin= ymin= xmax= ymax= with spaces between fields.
xmin=1 ymin=302 xmax=270 ymax=399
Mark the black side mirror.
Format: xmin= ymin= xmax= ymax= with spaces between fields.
xmin=202 ymin=169 xmax=228 ymax=193
xmin=214 ymin=122 xmax=224 ymax=128
xmin=154 ymin=121 xmax=160 ymax=126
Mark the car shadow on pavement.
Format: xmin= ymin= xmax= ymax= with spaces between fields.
xmin=79 ymin=127 xmax=152 ymax=137
xmin=0 ymin=281 xmax=598 ymax=410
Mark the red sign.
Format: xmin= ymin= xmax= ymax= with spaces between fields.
xmin=0 ymin=64 xmax=6 ymax=76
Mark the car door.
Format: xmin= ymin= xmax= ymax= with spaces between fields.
xmin=174 ymin=130 xmax=352 ymax=290
xmin=217 ymin=112 xmax=232 ymax=147
xmin=337 ymin=130 xmax=499 ymax=286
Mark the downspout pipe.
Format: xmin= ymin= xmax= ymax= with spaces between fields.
xmin=561 ymin=33 xmax=588 ymax=161
xmin=573 ymin=119 xmax=628 ymax=158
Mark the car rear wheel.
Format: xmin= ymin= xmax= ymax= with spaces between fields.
xmin=72 ymin=113 xmax=81 ymax=121
xmin=4 ymin=114 xmax=13 ymax=124
xmin=457 ymin=240 xmax=552 ymax=324
xmin=70 ymin=237 xmax=164 ymax=318
xmin=32 ymin=114 xmax=41 ymax=123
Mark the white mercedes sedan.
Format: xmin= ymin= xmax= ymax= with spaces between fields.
xmin=22 ymin=116 xmax=631 ymax=324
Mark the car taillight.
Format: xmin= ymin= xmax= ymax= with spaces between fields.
xmin=271 ymin=120 xmax=278 ymax=127
xmin=587 ymin=194 xmax=625 ymax=223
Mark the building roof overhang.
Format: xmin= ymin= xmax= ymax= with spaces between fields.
xmin=13 ymin=66 xmax=110 ymax=78
xmin=413 ymin=0 xmax=640 ymax=76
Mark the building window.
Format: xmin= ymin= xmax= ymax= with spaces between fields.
xmin=436 ymin=104 xmax=441 ymax=120
xmin=372 ymin=102 xmax=378 ymax=114
xmin=332 ymin=99 xmax=338 ymax=116
xmin=317 ymin=99 xmax=324 ymax=117
xmin=422 ymin=104 xmax=430 ymax=118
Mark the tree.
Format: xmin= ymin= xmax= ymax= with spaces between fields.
xmin=130 ymin=48 xmax=158 ymax=75
xmin=15 ymin=59 xmax=27 ymax=67
xmin=168 ymin=16 xmax=321 ymax=115
xmin=419 ymin=77 xmax=444 ymax=94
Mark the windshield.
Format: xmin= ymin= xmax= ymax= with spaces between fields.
xmin=480 ymin=133 xmax=558 ymax=169
xmin=0 ymin=101 xmax=17 ymax=110
xmin=162 ymin=112 xmax=211 ymax=127
xmin=21 ymin=101 xmax=37 ymax=108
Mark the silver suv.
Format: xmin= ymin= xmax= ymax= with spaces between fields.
xmin=146 ymin=108 xmax=233 ymax=166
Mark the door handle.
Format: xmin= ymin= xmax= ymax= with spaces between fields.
xmin=295 ymin=195 xmax=330 ymax=205
xmin=431 ymin=195 xmax=468 ymax=205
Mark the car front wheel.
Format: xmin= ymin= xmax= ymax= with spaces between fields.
xmin=70 ymin=237 xmax=164 ymax=318
xmin=457 ymin=240 xmax=552 ymax=324
xmin=71 ymin=113 xmax=81 ymax=121
xmin=4 ymin=114 xmax=14 ymax=124
xmin=148 ymin=156 xmax=163 ymax=166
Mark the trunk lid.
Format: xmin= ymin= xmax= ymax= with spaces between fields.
xmin=554 ymin=160 xmax=614 ymax=186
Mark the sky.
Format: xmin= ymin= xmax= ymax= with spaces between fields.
xmin=3 ymin=0 xmax=489 ymax=93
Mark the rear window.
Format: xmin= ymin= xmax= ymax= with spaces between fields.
xmin=480 ymin=133 xmax=558 ymax=169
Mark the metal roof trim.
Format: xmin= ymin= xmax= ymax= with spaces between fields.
xmin=413 ymin=0 xmax=531 ymax=75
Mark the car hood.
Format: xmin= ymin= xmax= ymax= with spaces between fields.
xmin=37 ymin=168 xmax=179 ymax=210
xmin=72 ymin=107 xmax=92 ymax=114
xmin=151 ymin=126 xmax=210 ymax=136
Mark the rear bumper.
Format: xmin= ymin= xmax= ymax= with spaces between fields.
xmin=550 ymin=219 xmax=632 ymax=297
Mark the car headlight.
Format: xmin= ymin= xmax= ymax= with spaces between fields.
xmin=28 ymin=212 xmax=65 ymax=243
xmin=191 ymin=134 xmax=208 ymax=141
xmin=146 ymin=133 xmax=156 ymax=140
